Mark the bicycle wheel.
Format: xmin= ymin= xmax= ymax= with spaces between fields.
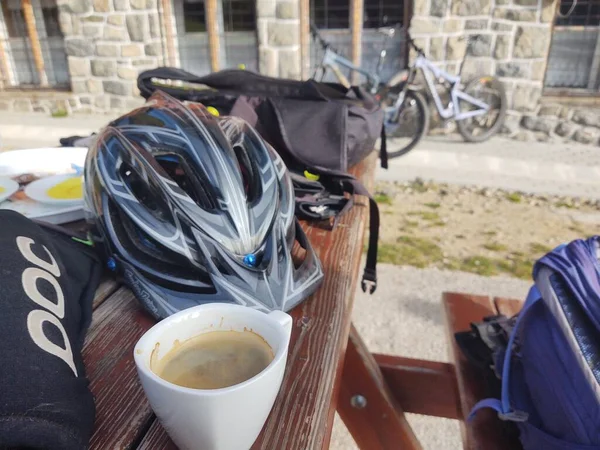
xmin=381 ymin=89 xmax=430 ymax=159
xmin=456 ymin=76 xmax=507 ymax=143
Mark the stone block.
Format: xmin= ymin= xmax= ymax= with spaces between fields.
xmin=491 ymin=21 xmax=513 ymax=32
xmin=538 ymin=103 xmax=561 ymax=117
xmin=279 ymin=49 xmax=301 ymax=79
xmin=95 ymin=96 xmax=110 ymax=109
xmin=82 ymin=14 xmax=104 ymax=22
xmin=61 ymin=0 xmax=92 ymax=14
xmin=410 ymin=17 xmax=441 ymax=34
xmin=430 ymin=0 xmax=447 ymax=17
xmin=130 ymin=0 xmax=146 ymax=9
xmin=256 ymin=0 xmax=276 ymax=17
xmin=71 ymin=81 xmax=88 ymax=94
xmin=496 ymin=0 xmax=510 ymax=4
xmin=268 ymin=21 xmax=299 ymax=46
xmin=531 ymin=60 xmax=546 ymax=81
xmin=68 ymin=98 xmax=79 ymax=109
xmin=468 ymin=34 xmax=492 ymax=57
xmin=276 ymin=2 xmax=298 ymax=19
xmin=496 ymin=61 xmax=529 ymax=78
xmin=555 ymin=121 xmax=577 ymax=138
xmin=430 ymin=37 xmax=444 ymax=61
xmin=114 ymin=0 xmax=129 ymax=10
xmin=126 ymin=98 xmax=145 ymax=109
xmin=103 ymin=80 xmax=131 ymax=96
xmin=111 ymin=96 xmax=125 ymax=109
xmin=559 ymin=107 xmax=573 ymax=121
xmin=79 ymin=96 xmax=92 ymax=105
xmin=512 ymin=84 xmax=541 ymax=112
xmin=259 ymin=48 xmax=277 ymax=76
xmin=14 ymin=100 xmax=32 ymax=112
xmin=33 ymin=105 xmax=49 ymax=114
xmin=58 ymin=12 xmax=72 ymax=35
xmin=93 ymin=0 xmax=111 ymax=12
xmin=443 ymin=18 xmax=463 ymax=32
xmin=149 ymin=13 xmax=160 ymax=38
xmin=465 ymin=19 xmax=488 ymax=30
xmin=451 ymin=0 xmax=491 ymax=16
xmin=83 ymin=24 xmax=102 ymax=37
xmin=122 ymin=44 xmax=143 ymax=57
xmin=0 ymin=102 xmax=11 ymax=111
xmin=494 ymin=35 xmax=510 ymax=59
xmin=104 ymin=26 xmax=128 ymax=40
xmin=118 ymin=66 xmax=138 ymax=80
xmin=87 ymin=79 xmax=104 ymax=93
xmin=107 ymin=14 xmax=125 ymax=26
xmin=541 ymin=0 xmax=556 ymax=22
xmin=521 ymin=115 xmax=556 ymax=134
xmin=501 ymin=113 xmax=522 ymax=136
xmin=127 ymin=14 xmax=149 ymax=41
xmin=573 ymin=127 xmax=600 ymax=145
xmin=572 ymin=109 xmax=600 ymax=127
xmin=514 ymin=0 xmax=538 ymax=5
xmin=92 ymin=60 xmax=116 ymax=77
xmin=68 ymin=57 xmax=90 ymax=76
xmin=144 ymin=42 xmax=161 ymax=56
xmin=513 ymin=26 xmax=551 ymax=59
xmin=96 ymin=43 xmax=119 ymax=57
xmin=131 ymin=58 xmax=155 ymax=66
xmin=493 ymin=8 xmax=537 ymax=21
xmin=65 ymin=39 xmax=94 ymax=57
xmin=460 ymin=58 xmax=494 ymax=79
xmin=513 ymin=129 xmax=534 ymax=141
xmin=446 ymin=36 xmax=466 ymax=60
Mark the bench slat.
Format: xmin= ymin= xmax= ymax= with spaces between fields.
xmin=92 ymin=275 xmax=120 ymax=310
xmin=443 ymin=292 xmax=513 ymax=450
xmin=84 ymin=287 xmax=156 ymax=450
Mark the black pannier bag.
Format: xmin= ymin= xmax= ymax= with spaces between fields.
xmin=138 ymin=67 xmax=386 ymax=292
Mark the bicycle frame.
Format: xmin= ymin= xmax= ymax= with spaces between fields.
xmin=316 ymin=47 xmax=382 ymax=95
xmin=413 ymin=55 xmax=489 ymax=121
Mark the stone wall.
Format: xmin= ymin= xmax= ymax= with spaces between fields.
xmin=409 ymin=0 xmax=558 ymax=116
xmin=55 ymin=0 xmax=166 ymax=113
xmin=256 ymin=0 xmax=302 ymax=79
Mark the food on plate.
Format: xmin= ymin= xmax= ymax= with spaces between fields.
xmin=47 ymin=176 xmax=83 ymax=200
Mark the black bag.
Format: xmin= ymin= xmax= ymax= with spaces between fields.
xmin=137 ymin=67 xmax=385 ymax=292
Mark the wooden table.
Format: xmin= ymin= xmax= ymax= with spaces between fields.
xmin=82 ymin=150 xmax=523 ymax=449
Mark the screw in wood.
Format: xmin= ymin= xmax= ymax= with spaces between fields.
xmin=350 ymin=395 xmax=367 ymax=409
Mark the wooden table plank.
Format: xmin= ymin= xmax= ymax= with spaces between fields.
xmin=84 ymin=287 xmax=156 ymax=450
xmin=374 ymin=354 xmax=461 ymax=420
xmin=494 ymin=297 xmax=523 ymax=318
xmin=93 ymin=275 xmax=121 ymax=309
xmin=337 ymin=325 xmax=422 ymax=450
xmin=136 ymin=154 xmax=376 ymax=449
xmin=443 ymin=292 xmax=509 ymax=450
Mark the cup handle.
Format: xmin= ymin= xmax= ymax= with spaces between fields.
xmin=268 ymin=310 xmax=293 ymax=337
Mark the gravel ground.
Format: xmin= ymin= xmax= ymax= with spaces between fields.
xmin=329 ymin=264 xmax=531 ymax=450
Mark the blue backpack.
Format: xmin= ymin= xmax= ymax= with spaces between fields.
xmin=471 ymin=237 xmax=600 ymax=449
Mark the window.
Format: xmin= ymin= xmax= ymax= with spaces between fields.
xmin=556 ymin=0 xmax=600 ymax=27
xmin=310 ymin=0 xmax=349 ymax=29
xmin=223 ymin=0 xmax=255 ymax=32
xmin=183 ymin=0 xmax=207 ymax=32
xmin=42 ymin=4 xmax=63 ymax=37
xmin=363 ymin=0 xmax=404 ymax=28
xmin=2 ymin=2 xmax=27 ymax=38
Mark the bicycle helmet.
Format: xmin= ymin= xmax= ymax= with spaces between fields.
xmin=84 ymin=91 xmax=323 ymax=319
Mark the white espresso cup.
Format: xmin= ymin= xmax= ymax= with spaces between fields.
xmin=133 ymin=303 xmax=293 ymax=450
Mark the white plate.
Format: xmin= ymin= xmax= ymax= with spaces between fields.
xmin=24 ymin=173 xmax=84 ymax=206
xmin=0 ymin=177 xmax=19 ymax=203
xmin=0 ymin=147 xmax=88 ymax=224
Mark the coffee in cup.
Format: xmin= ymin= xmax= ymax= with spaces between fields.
xmin=153 ymin=330 xmax=275 ymax=390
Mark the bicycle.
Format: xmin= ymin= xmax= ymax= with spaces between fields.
xmin=311 ymin=25 xmax=507 ymax=158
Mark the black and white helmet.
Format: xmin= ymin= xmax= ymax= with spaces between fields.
xmin=84 ymin=91 xmax=323 ymax=319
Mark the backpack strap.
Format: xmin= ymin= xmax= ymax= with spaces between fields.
xmin=380 ymin=126 xmax=388 ymax=169
xmin=468 ymin=285 xmax=542 ymax=423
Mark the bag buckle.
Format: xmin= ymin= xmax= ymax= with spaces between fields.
xmin=361 ymin=268 xmax=377 ymax=294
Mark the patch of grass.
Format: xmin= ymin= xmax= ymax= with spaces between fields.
xmin=383 ymin=211 xmax=393 ymax=215
xmin=409 ymin=179 xmax=429 ymax=193
xmin=374 ymin=192 xmax=393 ymax=205
xmin=407 ymin=210 xmax=441 ymax=221
xmin=403 ymin=220 xmax=419 ymax=228
xmin=569 ymin=224 xmax=586 ymax=234
xmin=51 ymin=109 xmax=68 ymax=118
xmin=424 ymin=202 xmax=441 ymax=209
xmin=377 ymin=236 xmax=443 ymax=268
xmin=505 ymin=192 xmax=522 ymax=203
xmin=452 ymin=255 xmax=532 ymax=279
xmin=457 ymin=256 xmax=500 ymax=276
xmin=498 ymin=258 xmax=533 ymax=280
xmin=429 ymin=220 xmax=446 ymax=227
xmin=555 ymin=201 xmax=575 ymax=209
xmin=483 ymin=230 xmax=497 ymax=237
xmin=483 ymin=242 xmax=508 ymax=252
xmin=529 ymin=242 xmax=552 ymax=255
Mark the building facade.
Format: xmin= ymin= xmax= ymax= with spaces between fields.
xmin=0 ymin=0 xmax=598 ymax=141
